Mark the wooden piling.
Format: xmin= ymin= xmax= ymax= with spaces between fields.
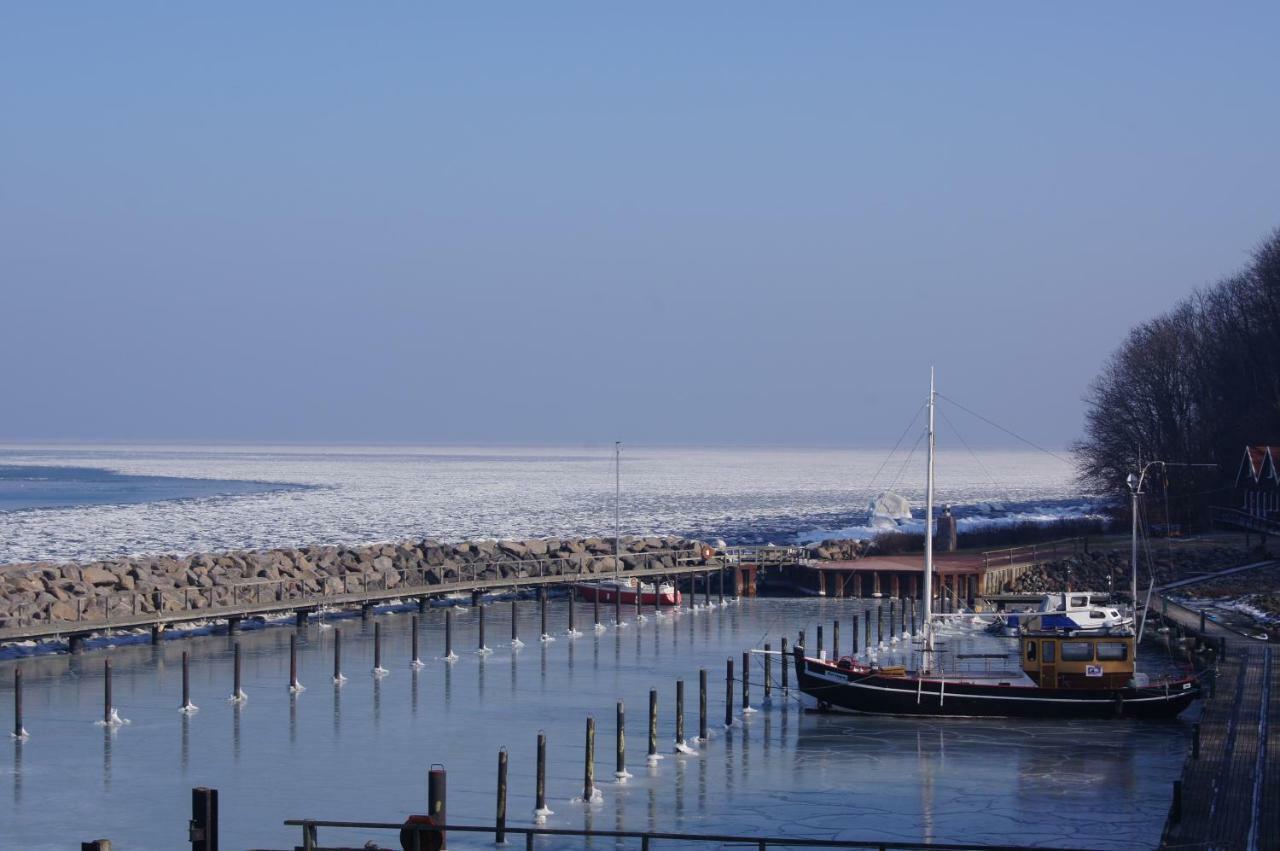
xmin=411 ymin=615 xmax=421 ymax=665
xmin=864 ymin=614 xmax=871 ymax=650
xmin=428 ymin=765 xmax=447 ymax=844
xmin=104 ymin=658 xmax=112 ymax=724
xmin=540 ymin=589 xmax=548 ymax=638
xmin=780 ymin=637 xmax=789 ymax=691
xmin=852 ymin=615 xmax=860 ymax=655
xmin=511 ymin=599 xmax=519 ymax=644
xmin=910 ymin=600 xmax=917 ymax=636
xmin=816 ymin=624 xmax=823 ymax=656
xmin=374 ymin=622 xmax=383 ymax=671
xmin=742 ymin=651 xmax=750 ymax=710
xmin=648 ymin=689 xmax=658 ymax=758
xmin=718 ymin=568 xmax=725 ymax=604
xmin=478 ymin=605 xmax=486 ymax=651
xmin=182 ymin=651 xmax=193 ymax=710
xmin=333 ymin=628 xmax=343 ymax=682
xmin=615 ymin=579 xmax=623 ymax=626
xmin=536 ymin=732 xmax=548 ymax=814
xmin=290 ymin=634 xmax=299 ymax=691
xmin=445 ymin=610 xmax=454 ymax=658
xmin=495 ymin=748 xmax=508 ymax=843
xmin=616 ymin=700 xmax=627 ymax=777
xmin=703 ymin=570 xmax=711 ymax=607
xmin=832 ymin=621 xmax=840 ymax=658
xmin=725 ymin=658 xmax=734 ymax=726
xmin=233 ymin=642 xmax=242 ymax=700
xmin=190 ymin=787 xmax=219 ymax=851
xmin=698 ymin=668 xmax=708 ymax=740
xmin=592 ymin=592 xmax=600 ymax=629
xmin=583 ymin=716 xmax=596 ymax=801
xmin=567 ymin=593 xmax=575 ymax=634
xmin=675 ymin=680 xmax=685 ymax=746
xmin=13 ymin=667 xmax=23 ymax=738
xmin=889 ymin=600 xmax=896 ymax=637
xmin=877 ymin=604 xmax=884 ymax=646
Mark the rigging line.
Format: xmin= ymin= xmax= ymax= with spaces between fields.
xmin=935 ymin=393 xmax=1072 ymax=466
xmin=887 ymin=428 xmax=928 ymax=495
xmin=867 ymin=402 xmax=927 ymax=492
xmin=938 ymin=406 xmax=1015 ymax=504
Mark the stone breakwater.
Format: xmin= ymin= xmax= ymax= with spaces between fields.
xmin=0 ymin=535 xmax=707 ymax=628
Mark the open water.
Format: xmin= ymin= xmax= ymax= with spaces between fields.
xmin=0 ymin=598 xmax=1190 ymax=850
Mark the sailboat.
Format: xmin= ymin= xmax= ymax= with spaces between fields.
xmin=792 ymin=372 xmax=1200 ymax=719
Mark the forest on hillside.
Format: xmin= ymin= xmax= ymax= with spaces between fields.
xmin=1074 ymin=229 xmax=1280 ymax=526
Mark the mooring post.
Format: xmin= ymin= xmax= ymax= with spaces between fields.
xmin=511 ymin=599 xmax=520 ymax=644
xmin=614 ymin=700 xmax=628 ymax=779
xmin=877 ymin=604 xmax=884 ymax=646
xmin=648 ymin=689 xmax=658 ymax=759
xmin=1192 ymin=722 xmax=1200 ymax=759
xmin=428 ymin=765 xmax=447 ymax=846
xmin=780 ymin=637 xmax=789 ymax=691
xmin=675 ymin=680 xmax=685 ymax=747
xmin=567 ymin=593 xmax=575 ymax=635
xmin=816 ymin=624 xmax=824 ymax=656
xmin=495 ymin=748 xmax=508 ymax=844
xmin=764 ymin=643 xmax=772 ymax=699
xmin=832 ymin=621 xmax=840 ymax=658
xmin=373 ymin=622 xmax=383 ymax=672
xmin=295 ymin=609 xmax=309 ymax=628
xmin=889 ymin=600 xmax=897 ymax=637
xmin=103 ymin=659 xmax=112 ymax=724
xmin=411 ymin=615 xmax=421 ymax=666
xmin=151 ymin=623 xmax=162 ymax=645
xmin=910 ymin=600 xmax=917 ymax=637
xmin=742 ymin=651 xmax=750 ymax=711
xmin=592 ymin=592 xmax=600 ymax=630
xmin=232 ymin=642 xmax=242 ymax=701
xmin=698 ymin=669 xmax=708 ymax=740
xmin=289 ymin=634 xmax=299 ymax=691
xmin=80 ymin=840 xmax=111 ymax=851
xmin=704 ymin=570 xmax=711 ymax=607
xmin=445 ymin=609 xmax=454 ymax=659
xmin=181 ymin=651 xmax=194 ymax=711
xmin=13 ymin=667 xmax=24 ymax=738
xmin=477 ymin=605 xmax=486 ymax=652
xmin=333 ymin=628 xmax=343 ymax=683
xmin=535 ymin=732 xmax=548 ymax=815
xmin=540 ymin=588 xmax=548 ymax=639
xmin=852 ymin=614 xmax=860 ymax=656
xmin=1171 ymin=779 xmax=1182 ymax=823
xmin=417 ymin=596 xmax=428 ymax=614
xmin=190 ymin=786 xmax=219 ymax=851
xmin=725 ymin=658 xmax=734 ymax=726
xmin=718 ymin=568 xmax=725 ymax=605
xmin=798 ymin=629 xmax=805 ymax=649
xmin=616 ymin=577 xmax=623 ymax=626
xmin=864 ymin=614 xmax=872 ymax=651
xmin=583 ymin=716 xmax=596 ymax=801
xmin=653 ymin=580 xmax=661 ymax=618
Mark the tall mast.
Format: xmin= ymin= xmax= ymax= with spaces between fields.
xmin=614 ymin=441 xmax=621 ymax=585
xmin=921 ymin=369 xmax=936 ymax=670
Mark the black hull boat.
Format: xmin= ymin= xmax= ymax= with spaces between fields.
xmin=793 ymin=650 xmax=1200 ymax=720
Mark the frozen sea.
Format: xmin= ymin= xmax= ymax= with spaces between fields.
xmin=0 ymin=444 xmax=1102 ymax=564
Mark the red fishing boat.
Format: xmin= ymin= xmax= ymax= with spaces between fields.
xmin=573 ymin=578 xmax=681 ymax=606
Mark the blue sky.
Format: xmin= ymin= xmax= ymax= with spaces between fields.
xmin=3 ymin=3 xmax=1277 ymax=446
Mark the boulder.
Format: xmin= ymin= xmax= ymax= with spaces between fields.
xmin=82 ymin=566 xmax=118 ymax=587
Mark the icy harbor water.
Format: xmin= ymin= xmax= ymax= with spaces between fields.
xmin=1 ymin=598 xmax=1190 ymax=850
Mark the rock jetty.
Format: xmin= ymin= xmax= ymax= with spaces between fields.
xmin=0 ymin=535 xmax=706 ymax=627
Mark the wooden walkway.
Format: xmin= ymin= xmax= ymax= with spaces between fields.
xmin=1162 ymin=646 xmax=1277 ymax=850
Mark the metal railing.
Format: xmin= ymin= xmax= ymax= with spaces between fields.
xmin=721 ymin=545 xmax=811 ymax=565
xmin=1209 ymin=506 xmax=1280 ymax=536
xmin=0 ymin=549 xmax=713 ymax=639
xmin=280 ymin=818 xmax=1100 ymax=851
xmin=979 ymin=537 xmax=1084 ymax=571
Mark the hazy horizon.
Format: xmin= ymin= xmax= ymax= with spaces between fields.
xmin=5 ymin=4 xmax=1277 ymax=447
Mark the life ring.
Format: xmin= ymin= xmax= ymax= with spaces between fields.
xmin=701 ymin=545 xmax=714 ymax=560
xmin=400 ymin=814 xmax=442 ymax=851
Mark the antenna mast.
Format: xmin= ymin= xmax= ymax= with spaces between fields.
xmin=921 ymin=369 xmax=936 ymax=672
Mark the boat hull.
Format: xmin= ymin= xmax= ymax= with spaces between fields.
xmin=573 ymin=583 xmax=681 ymax=606
xmin=793 ymin=654 xmax=1199 ymax=720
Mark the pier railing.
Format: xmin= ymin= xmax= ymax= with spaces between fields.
xmin=0 ymin=549 xmax=716 ymax=641
xmin=278 ymin=818 xmax=1100 ymax=851
xmin=979 ymin=537 xmax=1084 ymax=570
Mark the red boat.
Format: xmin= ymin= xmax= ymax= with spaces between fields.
xmin=573 ymin=578 xmax=681 ymax=606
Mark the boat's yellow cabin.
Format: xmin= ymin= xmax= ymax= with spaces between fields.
xmin=1019 ymin=619 xmax=1136 ymax=689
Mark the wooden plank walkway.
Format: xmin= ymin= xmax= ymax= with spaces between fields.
xmin=1162 ymin=645 xmax=1276 ymax=850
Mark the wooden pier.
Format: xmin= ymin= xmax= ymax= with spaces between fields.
xmin=1161 ymin=645 xmax=1276 ymax=850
